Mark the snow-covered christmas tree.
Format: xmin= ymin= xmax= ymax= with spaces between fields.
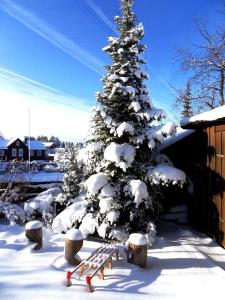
xmin=53 ymin=0 xmax=186 ymax=241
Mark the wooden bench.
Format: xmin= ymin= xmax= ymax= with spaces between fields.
xmin=66 ymin=244 xmax=119 ymax=292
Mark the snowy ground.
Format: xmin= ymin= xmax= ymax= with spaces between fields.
xmin=0 ymin=171 xmax=64 ymax=183
xmin=0 ymin=221 xmax=225 ymax=300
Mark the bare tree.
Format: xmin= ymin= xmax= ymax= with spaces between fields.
xmin=176 ymin=11 xmax=225 ymax=111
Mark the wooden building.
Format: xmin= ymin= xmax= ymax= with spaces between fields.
xmin=0 ymin=137 xmax=46 ymax=162
xmin=160 ymin=106 xmax=225 ymax=247
xmin=181 ymin=105 xmax=225 ymax=247
xmin=26 ymin=140 xmax=46 ymax=161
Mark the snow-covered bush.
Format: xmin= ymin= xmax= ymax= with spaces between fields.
xmin=24 ymin=187 xmax=62 ymax=225
xmin=52 ymin=0 xmax=186 ymax=240
xmin=0 ymin=202 xmax=25 ymax=225
xmin=0 ymin=182 xmax=27 ymax=224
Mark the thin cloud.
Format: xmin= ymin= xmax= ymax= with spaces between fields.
xmin=0 ymin=67 xmax=91 ymax=111
xmin=0 ymin=68 xmax=91 ymax=141
xmin=0 ymin=0 xmax=104 ymax=74
xmin=84 ymin=0 xmax=117 ymax=34
xmin=149 ymin=66 xmax=178 ymax=97
xmin=152 ymin=98 xmax=178 ymax=123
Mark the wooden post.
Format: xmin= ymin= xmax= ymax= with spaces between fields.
xmin=25 ymin=220 xmax=42 ymax=250
xmin=65 ymin=229 xmax=83 ymax=266
xmin=126 ymin=233 xmax=147 ymax=268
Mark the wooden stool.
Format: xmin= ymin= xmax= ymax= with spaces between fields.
xmin=126 ymin=233 xmax=147 ymax=268
xmin=25 ymin=220 xmax=42 ymax=250
xmin=65 ymin=229 xmax=83 ymax=266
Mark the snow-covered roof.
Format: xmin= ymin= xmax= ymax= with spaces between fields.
xmin=26 ymin=140 xmax=46 ymax=150
xmin=0 ymin=131 xmax=5 ymax=139
xmin=160 ymin=128 xmax=195 ymax=151
xmin=43 ymin=142 xmax=55 ymax=148
xmin=0 ymin=138 xmax=9 ymax=149
xmin=7 ymin=138 xmax=21 ymax=146
xmin=181 ymin=105 xmax=225 ymax=128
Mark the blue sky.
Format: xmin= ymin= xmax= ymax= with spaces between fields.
xmin=0 ymin=0 xmax=223 ymax=141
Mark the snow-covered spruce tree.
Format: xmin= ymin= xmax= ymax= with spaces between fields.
xmin=53 ymin=0 xmax=186 ymax=240
xmin=55 ymin=143 xmax=84 ymax=206
xmin=62 ymin=143 xmax=83 ymax=199
xmin=181 ymin=81 xmax=193 ymax=118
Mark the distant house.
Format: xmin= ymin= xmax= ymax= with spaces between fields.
xmin=25 ymin=140 xmax=46 ymax=161
xmin=0 ymin=136 xmax=46 ymax=161
xmin=0 ymin=137 xmax=8 ymax=161
xmin=0 ymin=138 xmax=28 ymax=161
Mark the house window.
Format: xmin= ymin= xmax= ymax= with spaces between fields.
xmin=16 ymin=140 xmax=20 ymax=146
xmin=0 ymin=150 xmax=4 ymax=156
xmin=30 ymin=150 xmax=34 ymax=157
xmin=37 ymin=150 xmax=42 ymax=157
xmin=12 ymin=148 xmax=17 ymax=156
xmin=19 ymin=149 xmax=23 ymax=157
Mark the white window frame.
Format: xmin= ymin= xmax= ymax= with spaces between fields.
xmin=0 ymin=150 xmax=4 ymax=156
xmin=16 ymin=140 xmax=20 ymax=146
xmin=18 ymin=148 xmax=23 ymax=157
xmin=12 ymin=148 xmax=17 ymax=157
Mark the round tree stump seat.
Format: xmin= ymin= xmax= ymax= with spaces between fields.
xmin=126 ymin=233 xmax=147 ymax=268
xmin=25 ymin=220 xmax=42 ymax=250
xmin=65 ymin=228 xmax=83 ymax=266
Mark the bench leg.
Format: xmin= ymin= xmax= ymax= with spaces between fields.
xmin=98 ymin=266 xmax=104 ymax=280
xmin=86 ymin=276 xmax=94 ymax=292
xmin=66 ymin=271 xmax=72 ymax=287
xmin=108 ymin=257 xmax=113 ymax=269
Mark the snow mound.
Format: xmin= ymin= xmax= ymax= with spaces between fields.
xmin=99 ymin=197 xmax=114 ymax=213
xmin=66 ymin=228 xmax=83 ymax=241
xmin=24 ymin=187 xmax=62 ymax=216
xmin=109 ymin=228 xmax=129 ymax=242
xmin=77 ymin=142 xmax=103 ymax=163
xmin=25 ymin=220 xmax=42 ymax=230
xmin=98 ymin=184 xmax=115 ymax=198
xmin=79 ymin=213 xmax=98 ymax=238
xmin=97 ymin=221 xmax=109 ymax=239
xmin=107 ymin=210 xmax=120 ymax=225
xmin=148 ymin=164 xmax=186 ymax=186
xmin=86 ymin=173 xmax=109 ymax=195
xmin=128 ymin=233 xmax=147 ymax=245
xmin=130 ymin=101 xmax=141 ymax=112
xmin=127 ymin=180 xmax=149 ymax=208
xmin=161 ymin=122 xmax=176 ymax=136
xmin=52 ymin=196 xmax=87 ymax=233
xmin=104 ymin=142 xmax=135 ymax=171
xmin=116 ymin=122 xmax=134 ymax=137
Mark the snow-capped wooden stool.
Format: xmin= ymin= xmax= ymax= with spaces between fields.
xmin=65 ymin=229 xmax=83 ymax=266
xmin=126 ymin=233 xmax=147 ymax=268
xmin=25 ymin=220 xmax=42 ymax=250
xmin=66 ymin=244 xmax=119 ymax=292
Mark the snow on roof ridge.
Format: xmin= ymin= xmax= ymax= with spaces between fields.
xmin=181 ymin=105 xmax=225 ymax=126
xmin=7 ymin=137 xmax=21 ymax=146
xmin=160 ymin=127 xmax=195 ymax=150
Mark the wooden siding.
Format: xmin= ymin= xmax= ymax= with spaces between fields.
xmin=162 ymin=126 xmax=225 ymax=247
xmin=207 ymin=126 xmax=225 ymax=247
xmin=7 ymin=139 xmax=29 ymax=161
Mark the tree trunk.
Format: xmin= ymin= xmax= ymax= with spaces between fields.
xmin=127 ymin=242 xmax=147 ymax=268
